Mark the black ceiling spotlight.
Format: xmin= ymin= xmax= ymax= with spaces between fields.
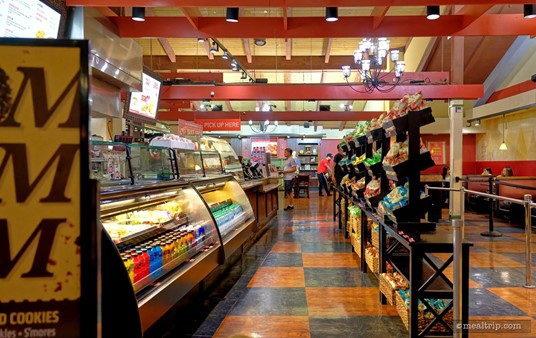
xmin=254 ymin=39 xmax=266 ymax=46
xmin=240 ymin=72 xmax=247 ymax=79
xmin=226 ymin=8 xmax=239 ymax=23
xmin=209 ymin=41 xmax=219 ymax=54
xmin=197 ymin=37 xmax=205 ymax=43
xmin=222 ymin=50 xmax=230 ymax=60
xmin=524 ymin=4 xmax=536 ymax=19
xmin=132 ymin=7 xmax=145 ymax=22
xmin=326 ymin=7 xmax=338 ymax=22
xmin=426 ymin=6 xmax=440 ymax=20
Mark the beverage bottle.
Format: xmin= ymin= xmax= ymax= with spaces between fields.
xmin=141 ymin=248 xmax=150 ymax=278
xmin=122 ymin=255 xmax=133 ymax=284
xmin=132 ymin=252 xmax=140 ymax=283
xmin=154 ymin=241 xmax=163 ymax=273
xmin=147 ymin=245 xmax=155 ymax=276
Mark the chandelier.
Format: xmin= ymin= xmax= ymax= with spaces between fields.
xmin=342 ymin=37 xmax=406 ymax=93
xmin=249 ymin=120 xmax=278 ymax=133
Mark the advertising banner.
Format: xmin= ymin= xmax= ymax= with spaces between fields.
xmin=195 ymin=118 xmax=241 ymax=131
xmin=428 ymin=141 xmax=446 ymax=165
xmin=0 ymin=39 xmax=94 ymax=338
xmin=178 ymin=119 xmax=203 ymax=136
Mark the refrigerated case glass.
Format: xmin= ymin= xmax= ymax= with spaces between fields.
xmin=100 ymin=184 xmax=219 ymax=294
xmin=208 ymin=138 xmax=244 ymax=182
xmin=192 ymin=176 xmax=254 ymax=240
xmin=201 ymin=151 xmax=223 ymax=176
xmin=128 ymin=144 xmax=176 ymax=184
xmin=90 ymin=141 xmax=132 ymax=185
xmin=176 ymin=149 xmax=204 ymax=178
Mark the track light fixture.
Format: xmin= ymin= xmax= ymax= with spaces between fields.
xmin=254 ymin=39 xmax=266 ymax=47
xmin=226 ymin=8 xmax=239 ymax=23
xmin=326 ymin=7 xmax=338 ymax=22
xmin=132 ymin=7 xmax=145 ymax=22
xmin=524 ymin=4 xmax=536 ymax=19
xmin=222 ymin=51 xmax=229 ymax=60
xmin=426 ymin=6 xmax=440 ymax=20
xmin=241 ymin=72 xmax=247 ymax=80
xmin=209 ymin=42 xmax=219 ymax=54
xmin=197 ymin=37 xmax=205 ymax=43
xmin=474 ymin=119 xmax=480 ymax=126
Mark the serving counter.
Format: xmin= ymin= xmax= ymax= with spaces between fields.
xmin=240 ymin=178 xmax=280 ymax=233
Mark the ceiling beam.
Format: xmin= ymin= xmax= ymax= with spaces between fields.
xmin=157 ymin=110 xmax=384 ymax=122
xmin=324 ymin=38 xmax=333 ymax=63
xmin=225 ymin=101 xmax=234 ymax=111
xmin=371 ymin=6 xmax=389 ymax=29
xmin=338 ymin=121 xmax=346 ymax=131
xmin=157 ymin=38 xmax=176 ymax=63
xmin=457 ymin=4 xmax=495 ymax=27
xmin=243 ymin=39 xmax=252 ymax=63
xmin=284 ymin=73 xmax=292 ymax=111
xmin=202 ymin=40 xmax=214 ymax=60
xmin=109 ymin=14 xmax=536 ymax=38
xmin=68 ymin=1 xmax=530 ymax=8
xmin=285 ymin=39 xmax=292 ymax=61
xmin=160 ymin=83 xmax=484 ymax=100
xmin=179 ymin=7 xmax=199 ymax=31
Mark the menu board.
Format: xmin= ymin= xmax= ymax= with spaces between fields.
xmin=127 ymin=72 xmax=162 ymax=121
xmin=0 ymin=0 xmax=61 ymax=39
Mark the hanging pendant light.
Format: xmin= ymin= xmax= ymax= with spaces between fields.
xmin=499 ymin=114 xmax=508 ymax=150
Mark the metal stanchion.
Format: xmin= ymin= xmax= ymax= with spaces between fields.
xmin=523 ymin=194 xmax=535 ymax=289
xmin=452 ymin=218 xmax=463 ymax=338
xmin=424 ymin=185 xmax=429 ymax=221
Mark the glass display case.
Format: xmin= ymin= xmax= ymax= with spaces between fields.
xmin=90 ymin=140 xmax=132 ymax=186
xmin=210 ymin=137 xmax=244 ymax=182
xmin=128 ymin=144 xmax=177 ymax=184
xmin=175 ymin=149 xmax=204 ymax=178
xmin=100 ymin=183 xmax=220 ymax=294
xmin=201 ymin=151 xmax=223 ymax=176
xmin=191 ymin=176 xmax=255 ymax=257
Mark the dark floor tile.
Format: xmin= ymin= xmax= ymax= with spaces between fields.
xmin=262 ymin=253 xmax=303 ymax=267
xmin=309 ymin=316 xmax=407 ymax=338
xmin=304 ymin=267 xmax=373 ymax=287
xmin=494 ymin=226 xmax=526 ymax=234
xmin=470 ymin=267 xmax=532 ymax=288
xmin=229 ymin=287 xmax=308 ymax=316
xmin=501 ymin=253 xmax=536 ymax=266
xmin=469 ymin=288 xmax=527 ymax=316
xmin=192 ymin=314 xmax=224 ymax=337
xmin=301 ymin=241 xmax=352 ymax=253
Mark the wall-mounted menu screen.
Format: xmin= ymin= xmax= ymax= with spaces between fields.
xmin=0 ymin=0 xmax=61 ymax=39
xmin=124 ymin=67 xmax=163 ymax=125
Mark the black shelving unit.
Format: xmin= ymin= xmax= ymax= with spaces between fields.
xmin=335 ymin=107 xmax=472 ymax=337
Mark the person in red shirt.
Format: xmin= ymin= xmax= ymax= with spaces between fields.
xmin=317 ymin=153 xmax=332 ymax=196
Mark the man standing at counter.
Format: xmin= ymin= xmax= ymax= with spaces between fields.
xmin=280 ymin=148 xmax=297 ymax=211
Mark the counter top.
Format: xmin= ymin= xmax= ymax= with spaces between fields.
xmin=240 ymin=180 xmax=265 ymax=190
xmin=260 ymin=183 xmax=280 ymax=193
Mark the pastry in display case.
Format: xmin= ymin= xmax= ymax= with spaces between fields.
xmin=201 ymin=150 xmax=223 ymax=176
xmin=90 ymin=140 xmax=132 ymax=185
xmin=100 ymin=182 xmax=223 ymax=331
xmin=128 ymin=143 xmax=177 ymax=184
xmin=201 ymin=136 xmax=244 ymax=182
xmin=191 ymin=175 xmax=255 ymax=257
xmin=175 ymin=148 xmax=204 ymax=178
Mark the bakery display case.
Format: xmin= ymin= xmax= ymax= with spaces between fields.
xmin=201 ymin=150 xmax=224 ymax=176
xmin=191 ymin=175 xmax=255 ymax=258
xmin=209 ymin=137 xmax=244 ymax=182
xmin=100 ymin=182 xmax=223 ymax=331
xmin=128 ymin=143 xmax=177 ymax=184
xmin=90 ymin=140 xmax=132 ymax=185
xmin=175 ymin=148 xmax=204 ymax=178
